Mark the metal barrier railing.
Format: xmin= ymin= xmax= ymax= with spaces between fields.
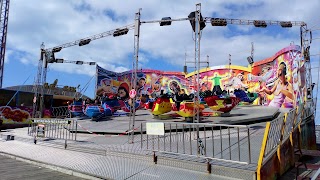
xmin=139 ymin=122 xmax=252 ymax=164
xmin=28 ymin=118 xmax=77 ymax=141
xmin=261 ymin=100 xmax=315 ymax=163
xmin=51 ymin=106 xmax=69 ymax=118
xmin=264 ymin=115 xmax=285 ymax=158
xmin=283 ymin=109 xmax=295 ymax=140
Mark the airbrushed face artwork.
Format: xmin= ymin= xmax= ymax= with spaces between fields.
xmin=96 ymin=45 xmax=305 ymax=108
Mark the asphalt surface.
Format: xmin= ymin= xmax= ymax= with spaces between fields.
xmin=0 ymin=154 xmax=86 ymax=180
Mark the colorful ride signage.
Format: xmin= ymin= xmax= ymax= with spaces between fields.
xmin=129 ymin=89 xmax=136 ymax=98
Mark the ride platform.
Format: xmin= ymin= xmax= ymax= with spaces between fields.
xmin=73 ymin=105 xmax=279 ymax=134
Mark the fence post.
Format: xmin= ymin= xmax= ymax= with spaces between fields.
xmin=220 ymin=126 xmax=223 ymax=159
xmin=75 ymin=120 xmax=77 ymax=141
xmin=176 ymin=124 xmax=178 ymax=153
xmin=141 ymin=123 xmax=143 ymax=149
xmin=247 ymin=126 xmax=251 ymax=164
xmin=28 ymin=120 xmax=30 ymax=135
xmin=153 ymin=151 xmax=158 ymax=164
xmin=207 ymin=159 xmax=211 ymax=174
xmin=64 ymin=139 xmax=67 ymax=149
xmin=256 ymin=122 xmax=271 ymax=180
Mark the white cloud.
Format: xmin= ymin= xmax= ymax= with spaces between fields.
xmin=6 ymin=0 xmax=320 ymax=73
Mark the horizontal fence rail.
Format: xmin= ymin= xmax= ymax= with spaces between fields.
xmin=28 ymin=118 xmax=77 ymax=141
xmin=139 ymin=122 xmax=253 ymax=164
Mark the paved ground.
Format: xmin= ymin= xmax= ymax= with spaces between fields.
xmin=0 ymin=154 xmax=85 ymax=180
xmin=0 ymin=140 xmax=239 ymax=180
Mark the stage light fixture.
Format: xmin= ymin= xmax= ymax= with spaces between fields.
xmin=304 ymin=46 xmax=310 ymax=62
xmin=55 ymin=58 xmax=64 ymax=63
xmin=76 ymin=61 xmax=83 ymax=65
xmin=183 ymin=65 xmax=188 ymax=74
xmin=160 ymin=17 xmax=172 ymax=26
xmin=253 ymin=20 xmax=267 ymax=28
xmin=52 ymin=47 xmax=62 ymax=53
xmin=46 ymin=51 xmax=56 ymax=63
xmin=280 ymin=21 xmax=292 ymax=28
xmin=113 ymin=28 xmax=129 ymax=37
xmin=247 ymin=56 xmax=254 ymax=65
xmin=79 ymin=39 xmax=91 ymax=46
xmin=211 ymin=18 xmax=227 ymax=26
xmin=307 ymin=87 xmax=312 ymax=99
xmin=188 ymin=11 xmax=206 ymax=32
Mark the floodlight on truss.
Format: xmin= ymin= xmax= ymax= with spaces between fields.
xmin=211 ymin=18 xmax=227 ymax=26
xmin=45 ymin=51 xmax=55 ymax=63
xmin=160 ymin=17 xmax=172 ymax=26
xmin=76 ymin=61 xmax=83 ymax=65
xmin=188 ymin=11 xmax=206 ymax=32
xmin=247 ymin=56 xmax=254 ymax=65
xmin=183 ymin=65 xmax=187 ymax=74
xmin=55 ymin=58 xmax=64 ymax=63
xmin=52 ymin=47 xmax=62 ymax=53
xmin=113 ymin=28 xmax=129 ymax=37
xmin=50 ymin=58 xmax=96 ymax=65
xmin=304 ymin=45 xmax=311 ymax=62
xmin=280 ymin=21 xmax=293 ymax=28
xmin=253 ymin=20 xmax=267 ymax=28
xmin=79 ymin=39 xmax=91 ymax=46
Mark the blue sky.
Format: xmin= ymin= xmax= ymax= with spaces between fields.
xmin=3 ymin=0 xmax=320 ymax=122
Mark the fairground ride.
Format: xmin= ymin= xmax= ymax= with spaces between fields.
xmin=33 ymin=3 xmax=313 ymax=144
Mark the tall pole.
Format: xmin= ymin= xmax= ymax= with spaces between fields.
xmin=32 ymin=43 xmax=45 ymax=118
xmin=39 ymin=51 xmax=50 ymax=118
xmin=193 ymin=3 xmax=201 ymax=124
xmin=129 ymin=8 xmax=141 ymax=143
xmin=192 ymin=3 xmax=202 ymax=155
xmin=315 ymin=52 xmax=320 ymax=118
xmin=206 ymin=55 xmax=209 ymax=88
xmin=0 ymin=0 xmax=10 ymax=88
xmin=229 ymin=54 xmax=231 ymax=73
xmin=251 ymin=42 xmax=254 ymax=61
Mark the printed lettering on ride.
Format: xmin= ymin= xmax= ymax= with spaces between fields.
xmin=129 ymin=89 xmax=136 ymax=99
xmin=32 ymin=119 xmax=71 ymax=124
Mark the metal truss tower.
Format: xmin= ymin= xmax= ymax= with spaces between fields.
xmin=129 ymin=9 xmax=141 ymax=143
xmin=0 ymin=0 xmax=10 ymax=88
xmin=300 ymin=25 xmax=313 ymax=102
xmin=193 ymin=3 xmax=201 ymax=125
xmin=31 ymin=43 xmax=45 ymax=118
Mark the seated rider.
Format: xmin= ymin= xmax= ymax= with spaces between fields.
xmin=100 ymin=92 xmax=109 ymax=103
